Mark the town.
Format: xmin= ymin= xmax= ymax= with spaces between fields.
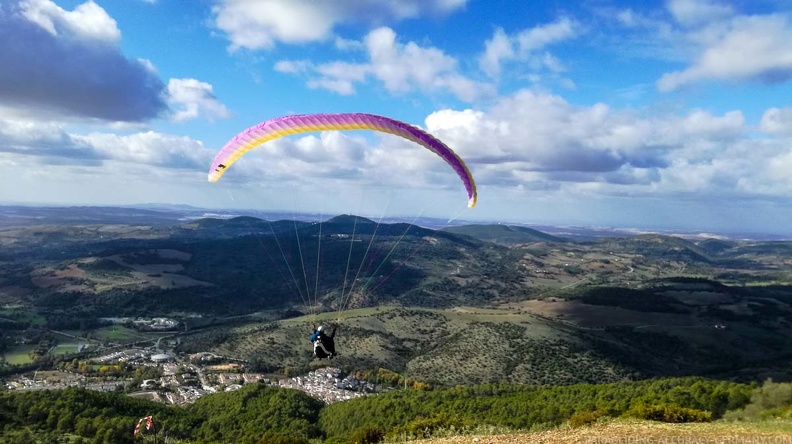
xmin=5 ymin=345 xmax=376 ymax=405
xmin=3 ymin=316 xmax=378 ymax=405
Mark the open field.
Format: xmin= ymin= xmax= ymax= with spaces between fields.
xmin=0 ymin=308 xmax=46 ymax=326
xmin=92 ymin=325 xmax=148 ymax=342
xmin=50 ymin=343 xmax=86 ymax=355
xmin=2 ymin=345 xmax=35 ymax=365
xmin=417 ymin=419 xmax=792 ymax=444
xmin=127 ymin=391 xmax=162 ymax=402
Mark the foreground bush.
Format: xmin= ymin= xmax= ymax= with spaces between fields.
xmin=626 ymin=403 xmax=712 ymax=423
xmin=388 ymin=413 xmax=473 ymax=440
xmin=723 ymin=380 xmax=792 ymax=421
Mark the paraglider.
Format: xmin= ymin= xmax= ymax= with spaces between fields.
xmin=207 ymin=113 xmax=477 ymax=208
xmin=309 ymin=323 xmax=338 ymax=359
xmin=207 ymin=113 xmax=478 ymax=361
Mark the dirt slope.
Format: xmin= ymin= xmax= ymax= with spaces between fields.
xmin=416 ymin=420 xmax=792 ymax=443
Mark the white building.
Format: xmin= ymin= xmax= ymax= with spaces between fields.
xmin=151 ymin=353 xmax=173 ymax=363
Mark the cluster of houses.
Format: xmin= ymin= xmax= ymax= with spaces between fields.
xmin=98 ymin=317 xmax=180 ymax=331
xmin=5 ymin=347 xmax=378 ymax=406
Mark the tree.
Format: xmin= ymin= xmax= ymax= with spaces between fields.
xmin=57 ymin=412 xmax=75 ymax=433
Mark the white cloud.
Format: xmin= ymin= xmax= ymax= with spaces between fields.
xmin=479 ymin=28 xmax=513 ymax=78
xmin=0 ymin=115 xmax=212 ymax=171
xmin=667 ymin=0 xmax=734 ymax=27
xmin=426 ymin=91 xmax=625 ymax=172
xmin=19 ymin=0 xmax=121 ymax=42
xmin=0 ymin=0 xmax=167 ymax=121
xmin=306 ymin=78 xmax=357 ymax=96
xmin=479 ymin=18 xmax=578 ymax=78
xmin=274 ymin=60 xmax=312 ymax=74
xmin=657 ymin=14 xmax=792 ymax=91
xmin=766 ymin=150 xmax=792 ymax=185
xmin=761 ymin=107 xmax=792 ymax=136
xmin=277 ymin=27 xmax=494 ymax=102
xmin=420 ymin=90 xmax=792 ymax=204
xmin=517 ymin=17 xmax=578 ymax=51
xmin=366 ymin=27 xmax=489 ymax=101
xmin=167 ymin=78 xmax=231 ymax=123
xmin=316 ymin=62 xmax=368 ymax=85
xmin=278 ymin=60 xmax=368 ymax=95
xmin=212 ymin=0 xmax=468 ymax=51
xmin=78 ymin=131 xmax=210 ymax=169
xmin=335 ymin=36 xmax=365 ymax=51
xmin=681 ymin=109 xmax=744 ymax=138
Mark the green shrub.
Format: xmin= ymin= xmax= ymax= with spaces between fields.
xmin=723 ymin=380 xmax=792 ymax=421
xmin=388 ymin=413 xmax=472 ymax=440
xmin=757 ymin=405 xmax=792 ymax=421
xmin=567 ymin=409 xmax=611 ymax=428
xmin=626 ymin=403 xmax=712 ymax=423
xmin=349 ymin=427 xmax=384 ymax=444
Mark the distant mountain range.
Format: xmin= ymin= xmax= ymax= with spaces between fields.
xmin=1 ymin=204 xmax=787 ymax=240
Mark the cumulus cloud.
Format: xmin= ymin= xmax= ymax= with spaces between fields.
xmin=760 ymin=107 xmax=792 ymax=136
xmin=276 ymin=27 xmax=494 ymax=102
xmin=78 ymin=131 xmax=210 ymax=170
xmin=479 ymin=29 xmax=512 ymax=78
xmin=0 ymin=118 xmax=98 ymax=163
xmin=426 ymin=92 xmax=631 ymax=174
xmin=681 ymin=109 xmax=744 ymax=138
xmin=0 ymin=0 xmax=168 ymax=121
xmin=420 ymin=89 xmax=792 ymax=202
xmin=366 ymin=27 xmax=489 ymax=100
xmin=4 ymin=88 xmax=792 ymax=220
xmin=0 ymin=116 xmax=211 ymax=170
xmin=167 ymin=78 xmax=231 ymax=122
xmin=20 ymin=0 xmax=121 ymax=41
xmin=212 ymin=0 xmax=467 ymax=50
xmin=479 ymin=18 xmax=579 ymax=78
xmin=657 ymin=13 xmax=792 ymax=91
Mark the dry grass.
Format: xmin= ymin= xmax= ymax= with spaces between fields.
xmin=412 ymin=419 xmax=792 ymax=444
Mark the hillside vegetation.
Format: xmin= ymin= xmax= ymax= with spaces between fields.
xmin=1 ymin=377 xmax=790 ymax=443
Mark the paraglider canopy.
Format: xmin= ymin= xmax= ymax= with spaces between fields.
xmin=208 ymin=113 xmax=477 ymax=208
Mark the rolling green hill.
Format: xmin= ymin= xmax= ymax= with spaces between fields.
xmin=443 ymin=223 xmax=567 ymax=245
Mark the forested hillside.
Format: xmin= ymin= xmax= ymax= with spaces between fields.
xmin=3 ymin=377 xmax=788 ymax=443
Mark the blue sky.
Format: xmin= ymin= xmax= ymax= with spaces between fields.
xmin=1 ymin=0 xmax=792 ymax=236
